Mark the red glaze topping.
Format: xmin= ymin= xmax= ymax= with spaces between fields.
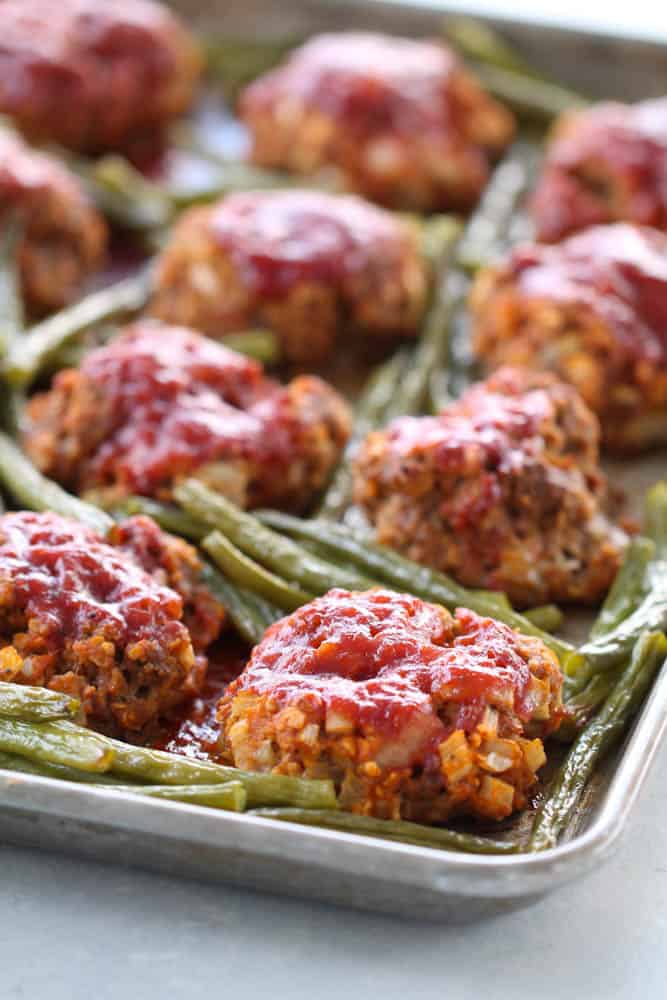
xmin=505 ymin=224 xmax=667 ymax=365
xmin=0 ymin=0 xmax=198 ymax=153
xmin=533 ymin=99 xmax=667 ymax=241
xmin=233 ymin=589 xmax=540 ymax=745
xmin=73 ymin=321 xmax=319 ymax=495
xmin=378 ymin=372 xmax=569 ymax=527
xmin=0 ymin=510 xmax=189 ymax=651
xmin=241 ymin=33 xmax=464 ymax=141
xmin=209 ymin=189 xmax=412 ymax=299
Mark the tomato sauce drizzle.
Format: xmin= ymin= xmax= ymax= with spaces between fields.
xmin=71 ymin=321 xmax=311 ymax=496
xmin=228 ymin=590 xmax=538 ymax=750
xmin=533 ymin=98 xmax=667 ymax=241
xmin=0 ymin=511 xmax=187 ymax=650
xmin=209 ymin=189 xmax=410 ymax=300
xmin=506 ymin=224 xmax=667 ymax=365
xmin=240 ymin=33 xmax=464 ymax=142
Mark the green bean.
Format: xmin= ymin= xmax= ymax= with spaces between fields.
xmin=578 ymin=484 xmax=667 ymax=680
xmin=418 ymin=214 xmax=463 ymax=272
xmin=318 ymin=220 xmax=461 ymax=520
xmin=102 ymin=497 xmax=279 ymax=643
xmin=0 ymin=751 xmax=248 ymax=811
xmin=0 ymin=718 xmax=114 ymax=772
xmin=443 ymin=17 xmax=540 ymax=77
xmin=0 ymin=217 xmax=23 ymax=357
xmin=557 ymin=673 xmax=618 ymax=741
xmin=175 ymin=480 xmax=377 ymax=595
xmin=7 ymin=714 xmax=332 ymax=807
xmin=562 ymin=534 xmax=660 ymax=724
xmin=522 ymin=604 xmax=564 ymax=633
xmin=0 ymin=217 xmax=25 ymax=436
xmin=456 ymin=142 xmax=539 ymax=272
xmin=108 ymin=495 xmax=208 ymax=541
xmin=0 ymin=683 xmax=80 ymax=723
xmin=530 ymin=631 xmax=667 ymax=851
xmin=71 ymin=154 xmax=172 ymax=232
xmin=169 ymin=161 xmax=319 ymax=204
xmin=316 ymin=350 xmax=407 ymax=520
xmin=4 ymin=267 xmax=153 ymax=389
xmin=104 ymin=780 xmax=247 ymax=812
xmin=199 ymin=561 xmax=278 ymax=646
xmin=6 ymin=717 xmax=336 ymax=808
xmin=204 ymin=36 xmax=299 ymax=99
xmin=472 ymin=63 xmax=589 ymax=122
xmin=0 ymin=750 xmax=125 ymax=784
xmin=0 ymin=432 xmax=114 ymax=533
xmin=383 ymin=273 xmax=464 ymax=422
xmin=254 ymin=510 xmax=581 ymax=670
xmin=0 ymin=432 xmax=113 ymax=534
xmin=76 ymin=148 xmax=315 ymax=229
xmin=250 ymin=808 xmax=518 ymax=855
xmin=203 ymin=530 xmax=313 ymax=612
xmin=98 ymin=733 xmax=337 ymax=809
xmin=589 ymin=537 xmax=654 ymax=640
xmin=223 ymin=329 xmax=281 ymax=365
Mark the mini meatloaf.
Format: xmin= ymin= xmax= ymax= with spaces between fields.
xmin=0 ymin=0 xmax=202 ymax=155
xmin=150 ymin=189 xmax=430 ymax=364
xmin=353 ymin=368 xmax=626 ymax=607
xmin=532 ymin=98 xmax=667 ymax=242
xmin=470 ymin=224 xmax=667 ymax=452
xmin=218 ymin=588 xmax=563 ymax=823
xmin=0 ymin=127 xmax=106 ymax=313
xmin=239 ymin=32 xmax=515 ymax=212
xmin=23 ymin=320 xmax=351 ymax=512
xmin=0 ymin=511 xmax=226 ymax=734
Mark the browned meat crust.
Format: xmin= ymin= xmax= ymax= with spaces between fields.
xmin=353 ymin=368 xmax=627 ymax=607
xmin=150 ymin=189 xmax=429 ymax=364
xmin=470 ymin=224 xmax=667 ymax=452
xmin=0 ymin=512 xmax=226 ymax=735
xmin=0 ymin=127 xmax=106 ymax=312
xmin=239 ymin=33 xmax=515 ymax=211
xmin=22 ymin=320 xmax=352 ymax=513
xmin=218 ymin=588 xmax=563 ymax=823
xmin=0 ymin=0 xmax=202 ymax=155
xmin=531 ymin=98 xmax=667 ymax=242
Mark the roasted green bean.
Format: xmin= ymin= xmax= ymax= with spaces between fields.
xmin=5 ymin=267 xmax=153 ymax=389
xmin=175 ymin=480 xmax=377 ymax=594
xmin=316 ymin=350 xmax=407 ymax=520
xmin=203 ymin=529 xmax=313 ymax=612
xmin=0 ymin=432 xmax=113 ymax=534
xmin=251 ymin=808 xmax=518 ymax=854
xmin=0 ymin=683 xmax=80 ymax=723
xmin=530 ymin=631 xmax=667 ymax=851
xmin=578 ymin=484 xmax=667 ymax=680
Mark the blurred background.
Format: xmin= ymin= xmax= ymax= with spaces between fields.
xmin=400 ymin=0 xmax=667 ymax=41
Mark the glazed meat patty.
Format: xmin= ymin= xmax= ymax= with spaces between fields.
xmin=470 ymin=224 xmax=667 ymax=452
xmin=0 ymin=511 xmax=226 ymax=735
xmin=150 ymin=189 xmax=430 ymax=364
xmin=0 ymin=127 xmax=106 ymax=313
xmin=23 ymin=320 xmax=351 ymax=512
xmin=0 ymin=0 xmax=202 ymax=155
xmin=239 ymin=32 xmax=515 ymax=212
xmin=218 ymin=588 xmax=563 ymax=823
xmin=353 ymin=368 xmax=626 ymax=607
xmin=532 ymin=98 xmax=667 ymax=242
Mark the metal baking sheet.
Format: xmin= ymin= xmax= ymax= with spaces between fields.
xmin=1 ymin=0 xmax=666 ymax=921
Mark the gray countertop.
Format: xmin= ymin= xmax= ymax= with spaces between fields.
xmin=3 ymin=736 xmax=666 ymax=999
